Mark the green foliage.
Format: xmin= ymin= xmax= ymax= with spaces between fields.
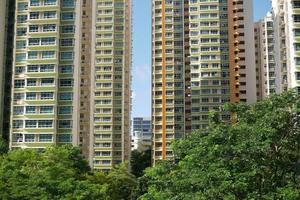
xmin=0 ymin=137 xmax=8 ymax=154
xmin=0 ymin=145 xmax=137 ymax=200
xmin=131 ymin=149 xmax=151 ymax=177
xmin=139 ymin=91 xmax=300 ymax=199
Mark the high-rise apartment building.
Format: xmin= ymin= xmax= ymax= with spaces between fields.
xmin=272 ymin=0 xmax=300 ymax=94
xmin=152 ymin=0 xmax=256 ymax=164
xmin=255 ymin=13 xmax=278 ymax=100
xmin=10 ymin=0 xmax=131 ymax=170
xmin=131 ymin=117 xmax=151 ymax=151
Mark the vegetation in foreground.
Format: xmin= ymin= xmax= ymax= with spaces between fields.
xmin=0 ymin=92 xmax=300 ymax=199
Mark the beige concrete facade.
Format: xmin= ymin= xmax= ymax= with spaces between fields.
xmin=9 ymin=0 xmax=132 ymax=170
xmin=152 ymin=0 xmax=256 ymax=165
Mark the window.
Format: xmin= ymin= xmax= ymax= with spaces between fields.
xmin=16 ymin=53 xmax=26 ymax=62
xmin=40 ymin=64 xmax=54 ymax=72
xmin=30 ymin=0 xmax=40 ymax=6
xmin=17 ymin=28 xmax=27 ymax=36
xmin=12 ymin=133 xmax=23 ymax=142
xmin=15 ymin=66 xmax=25 ymax=75
xmin=13 ymin=107 xmax=24 ymax=115
xmin=44 ymin=0 xmax=56 ymax=5
xmin=27 ymin=79 xmax=37 ymax=86
xmin=39 ymin=134 xmax=53 ymax=142
xmin=13 ymin=120 xmax=23 ymax=129
xmin=60 ymin=52 xmax=73 ymax=60
xmin=41 ymin=92 xmax=54 ymax=100
xmin=59 ymin=79 xmax=73 ymax=87
xmin=42 ymin=51 xmax=55 ymax=59
xmin=62 ymin=0 xmax=75 ymax=7
xmin=28 ymin=51 xmax=38 ymax=59
xmin=17 ymin=15 xmax=27 ymax=23
xmin=43 ymin=24 xmax=56 ymax=32
xmin=60 ymin=39 xmax=74 ymax=47
xmin=58 ymin=134 xmax=72 ymax=143
xmin=27 ymin=65 xmax=39 ymax=72
xmin=26 ymin=92 xmax=37 ymax=100
xmin=59 ymin=120 xmax=72 ymax=129
xmin=29 ymin=25 xmax=39 ymax=32
xmin=61 ymin=12 xmax=75 ymax=20
xmin=60 ymin=65 xmax=73 ymax=73
xmin=14 ymin=80 xmax=25 ymax=88
xmin=16 ymin=41 xmax=26 ymax=49
xmin=41 ymin=37 xmax=55 ymax=45
xmin=41 ymin=78 xmax=54 ymax=86
xmin=61 ymin=25 xmax=75 ymax=33
xmin=40 ymin=106 xmax=53 ymax=113
xmin=18 ymin=2 xmax=28 ymax=11
xmin=44 ymin=11 xmax=56 ymax=19
xmin=38 ymin=120 xmax=53 ymax=128
xmin=25 ymin=120 xmax=37 ymax=128
xmin=25 ymin=134 xmax=35 ymax=142
xmin=26 ymin=106 xmax=36 ymax=114
xmin=58 ymin=106 xmax=72 ymax=114
xmin=59 ymin=93 xmax=72 ymax=101
xmin=30 ymin=12 xmax=39 ymax=19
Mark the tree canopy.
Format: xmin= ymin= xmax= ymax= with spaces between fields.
xmin=0 ymin=145 xmax=137 ymax=200
xmin=139 ymin=91 xmax=300 ymax=199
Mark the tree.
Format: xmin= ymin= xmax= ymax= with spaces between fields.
xmin=139 ymin=91 xmax=300 ymax=199
xmin=131 ymin=149 xmax=151 ymax=177
xmin=0 ymin=137 xmax=8 ymax=154
xmin=0 ymin=145 xmax=138 ymax=200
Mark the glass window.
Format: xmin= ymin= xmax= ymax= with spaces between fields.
xmin=60 ymin=38 xmax=74 ymax=47
xmin=17 ymin=15 xmax=27 ymax=23
xmin=59 ymin=79 xmax=73 ymax=87
xmin=42 ymin=51 xmax=55 ymax=59
xmin=26 ymin=92 xmax=37 ymax=100
xmin=13 ymin=106 xmax=24 ymax=115
xmin=29 ymin=12 xmax=39 ymax=19
xmin=59 ymin=93 xmax=72 ymax=101
xmin=41 ymin=78 xmax=54 ymax=86
xmin=25 ymin=120 xmax=37 ymax=128
xmin=58 ymin=106 xmax=72 ymax=114
xmin=61 ymin=25 xmax=75 ymax=33
xmin=26 ymin=106 xmax=36 ymax=114
xmin=28 ymin=51 xmax=38 ymax=59
xmin=38 ymin=120 xmax=53 ymax=128
xmin=15 ymin=66 xmax=25 ymax=75
xmin=44 ymin=0 xmax=57 ymax=5
xmin=12 ymin=133 xmax=23 ymax=142
xmin=27 ymin=65 xmax=39 ymax=72
xmin=27 ymin=79 xmax=37 ymax=86
xmin=62 ymin=0 xmax=75 ymax=7
xmin=41 ymin=92 xmax=54 ymax=100
xmin=44 ymin=11 xmax=56 ymax=19
xmin=41 ymin=37 xmax=56 ymax=45
xmin=59 ymin=120 xmax=72 ymax=129
xmin=16 ymin=41 xmax=26 ymax=49
xmin=25 ymin=134 xmax=35 ymax=142
xmin=40 ymin=106 xmax=53 ymax=113
xmin=60 ymin=52 xmax=73 ymax=60
xmin=18 ymin=3 xmax=28 ymax=11
xmin=59 ymin=65 xmax=73 ymax=73
xmin=29 ymin=25 xmax=39 ymax=32
xmin=30 ymin=0 xmax=40 ymax=6
xmin=43 ymin=24 xmax=56 ymax=32
xmin=17 ymin=28 xmax=27 ymax=36
xmin=14 ymin=80 xmax=25 ymax=88
xmin=28 ymin=38 xmax=40 ymax=46
xmin=39 ymin=134 xmax=53 ymax=142
xmin=16 ymin=53 xmax=26 ymax=62
xmin=40 ymin=64 xmax=54 ymax=72
xmin=13 ymin=120 xmax=23 ymax=129
xmin=58 ymin=134 xmax=72 ymax=143
xmin=61 ymin=12 xmax=75 ymax=20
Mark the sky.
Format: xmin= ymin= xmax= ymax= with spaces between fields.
xmin=132 ymin=0 xmax=271 ymax=118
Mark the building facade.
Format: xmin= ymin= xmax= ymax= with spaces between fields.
xmin=152 ymin=0 xmax=256 ymax=164
xmin=255 ymin=13 xmax=278 ymax=100
xmin=131 ymin=117 xmax=151 ymax=151
xmin=10 ymin=0 xmax=131 ymax=170
xmin=272 ymin=0 xmax=300 ymax=94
